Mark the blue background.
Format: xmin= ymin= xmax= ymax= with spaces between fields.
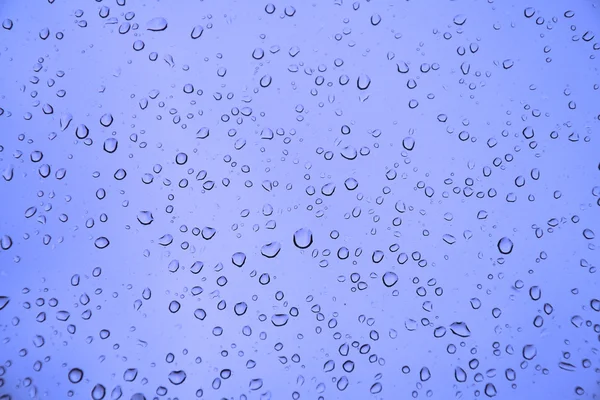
xmin=1 ymin=0 xmax=599 ymax=399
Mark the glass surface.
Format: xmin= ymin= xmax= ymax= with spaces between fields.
xmin=1 ymin=0 xmax=599 ymax=399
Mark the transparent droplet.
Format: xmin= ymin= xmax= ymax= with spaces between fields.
xmin=100 ymin=113 xmax=113 ymax=127
xmin=261 ymin=2 xmax=275 ymax=15
xmin=497 ymin=237 xmax=513 ymax=254
xmin=68 ymin=368 xmax=83 ymax=383
xmin=0 ymin=296 xmax=10 ymax=311
xmin=191 ymin=25 xmax=204 ymax=39
xmin=382 ymin=272 xmax=398 ymax=287
xmin=249 ymin=378 xmax=263 ymax=390
xmin=453 ymin=14 xmax=467 ymax=25
xmin=0 ymin=235 xmax=13 ymax=250
xmin=133 ymin=40 xmax=145 ymax=51
xmin=137 ymin=211 xmax=154 ymax=225
xmin=2 ymin=19 xmax=13 ymax=30
xmin=450 ymin=322 xmax=471 ymax=337
xmin=357 ymin=74 xmax=371 ymax=90
xmin=146 ymin=17 xmax=168 ymax=31
xmin=261 ymin=242 xmax=282 ymax=258
xmin=94 ymin=237 xmax=110 ymax=249
xmin=168 ymin=370 xmax=186 ymax=385
xmin=123 ymin=368 xmax=138 ymax=382
xmin=293 ymin=228 xmax=313 ymax=249
xmin=271 ymin=313 xmax=289 ymax=326
xmin=75 ymin=124 xmax=89 ymax=139
xmin=103 ymin=138 xmax=118 ymax=153
xmin=522 ymin=344 xmax=537 ymax=360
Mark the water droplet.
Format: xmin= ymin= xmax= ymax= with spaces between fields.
xmin=524 ymin=7 xmax=535 ymax=18
xmin=76 ymin=124 xmax=89 ymax=139
xmin=68 ymin=368 xmax=84 ymax=383
xmin=503 ymin=59 xmax=514 ymax=69
xmin=370 ymin=14 xmax=382 ymax=26
xmin=484 ymin=383 xmax=497 ymax=397
xmin=382 ymin=272 xmax=398 ymax=287
xmin=1 ymin=235 xmax=13 ymax=250
xmin=450 ymin=322 xmax=471 ymax=337
xmin=443 ymin=234 xmax=456 ymax=245
xmin=0 ymin=296 xmax=9 ymax=311
xmin=91 ymin=384 xmax=106 ymax=400
xmin=2 ymin=19 xmax=13 ymax=30
xmin=133 ymin=40 xmax=145 ymax=51
xmin=168 ymin=370 xmax=186 ymax=385
xmin=252 ymin=48 xmax=265 ymax=60
xmin=194 ymin=308 xmax=207 ymax=320
xmin=104 ymin=138 xmax=118 ymax=153
xmin=261 ymin=242 xmax=281 ymax=258
xmin=497 ymin=237 xmax=513 ymax=254
xmin=146 ymin=17 xmax=168 ymax=31
xmin=357 ymin=74 xmax=371 ymax=90
xmin=94 ymin=237 xmax=110 ymax=249
xmin=232 ymin=252 xmax=247 ymax=267
xmin=191 ymin=25 xmax=204 ymax=39
xmin=370 ymin=382 xmax=382 ymax=394
xmin=271 ymin=313 xmax=289 ymax=326
xmin=293 ymin=228 xmax=313 ymax=249
xmin=522 ymin=344 xmax=537 ymax=360
xmin=453 ymin=14 xmax=467 ymax=25
xmin=123 ymin=368 xmax=138 ymax=382
xmin=455 ymin=367 xmax=467 ymax=382
xmin=60 ymin=112 xmax=73 ymax=131
xmin=321 ymin=183 xmax=336 ymax=196
xmin=249 ymin=378 xmax=263 ymax=390
xmin=175 ymin=152 xmax=188 ymax=165
xmin=420 ymin=367 xmax=431 ymax=381
xmin=196 ymin=127 xmax=210 ymax=139
xmin=137 ymin=211 xmax=154 ymax=225
xmin=159 ymin=234 xmax=173 ymax=246
xmin=100 ymin=113 xmax=113 ymax=127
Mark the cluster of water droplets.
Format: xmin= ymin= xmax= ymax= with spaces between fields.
xmin=0 ymin=0 xmax=599 ymax=399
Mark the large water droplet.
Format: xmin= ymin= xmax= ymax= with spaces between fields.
xmin=137 ymin=211 xmax=153 ymax=225
xmin=0 ymin=296 xmax=9 ymax=311
xmin=450 ymin=322 xmax=471 ymax=337
xmin=94 ymin=237 xmax=110 ymax=249
xmin=99 ymin=113 xmax=113 ymax=127
xmin=123 ymin=368 xmax=138 ymax=382
xmin=104 ymin=138 xmax=118 ymax=153
xmin=382 ymin=272 xmax=398 ymax=287
xmin=293 ymin=228 xmax=313 ymax=249
xmin=261 ymin=242 xmax=281 ymax=258
xmin=357 ymin=74 xmax=372 ymax=90
xmin=271 ymin=313 xmax=289 ymax=326
xmin=522 ymin=344 xmax=537 ymax=360
xmin=0 ymin=235 xmax=12 ymax=250
xmin=168 ymin=370 xmax=186 ymax=385
xmin=191 ymin=25 xmax=204 ymax=39
xmin=497 ymin=237 xmax=513 ymax=254
xmin=146 ymin=17 xmax=168 ymax=31
xmin=68 ymin=368 xmax=84 ymax=383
